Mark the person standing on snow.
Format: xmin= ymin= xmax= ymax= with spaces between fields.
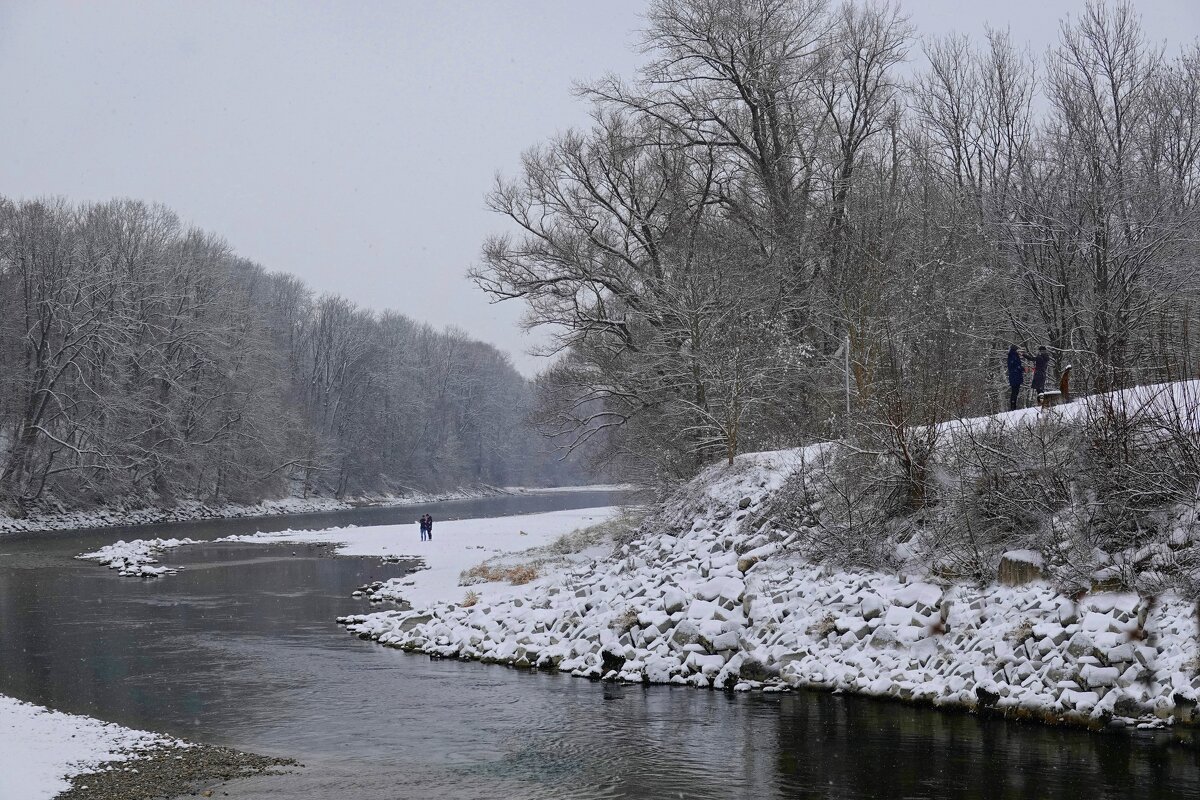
xmin=1006 ymin=344 xmax=1024 ymax=410
xmin=1024 ymin=346 xmax=1051 ymax=397
xmin=419 ymin=514 xmax=429 ymax=542
xmin=426 ymin=514 xmax=434 ymax=541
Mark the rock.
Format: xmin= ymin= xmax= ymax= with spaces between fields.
xmin=976 ymin=686 xmax=1001 ymax=707
xmin=1104 ymin=642 xmax=1136 ymax=665
xmin=860 ymin=596 xmax=886 ymax=620
xmin=1173 ymin=693 xmax=1198 ymax=724
xmin=1066 ymin=632 xmax=1095 ymax=658
xmin=601 ymin=649 xmax=627 ymax=674
xmin=708 ymin=630 xmax=740 ymax=652
xmin=662 ymin=587 xmax=688 ymax=614
xmin=894 ymin=582 xmax=943 ymax=611
xmin=834 ymin=617 xmax=870 ymax=639
xmin=737 ymin=556 xmax=760 ymax=574
xmin=868 ymin=628 xmax=898 ymax=649
xmin=1080 ymin=664 xmax=1120 ymax=688
xmin=1114 ymin=694 xmax=1148 ymax=718
xmin=738 ymin=658 xmax=779 ymax=682
xmin=399 ymin=613 xmax=434 ymax=632
xmin=738 ymin=496 xmax=752 ymax=509
xmin=884 ymin=605 xmax=915 ymax=627
xmin=670 ymin=621 xmax=711 ymax=652
xmin=997 ymin=550 xmax=1044 ymax=586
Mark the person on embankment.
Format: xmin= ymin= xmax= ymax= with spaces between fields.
xmin=1024 ymin=345 xmax=1051 ymax=398
xmin=1006 ymin=344 xmax=1024 ymax=410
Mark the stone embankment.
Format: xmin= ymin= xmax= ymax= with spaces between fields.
xmin=339 ymin=452 xmax=1200 ymax=729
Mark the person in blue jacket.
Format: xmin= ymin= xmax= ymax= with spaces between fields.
xmin=1006 ymin=344 xmax=1024 ymax=410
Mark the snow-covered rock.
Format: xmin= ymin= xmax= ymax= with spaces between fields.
xmin=77 ymin=538 xmax=201 ymax=577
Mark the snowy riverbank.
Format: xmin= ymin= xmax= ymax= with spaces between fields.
xmin=0 ymin=695 xmax=294 ymax=799
xmin=0 ymin=695 xmax=177 ymax=799
xmin=0 ymin=484 xmax=623 ymax=537
xmin=216 ymin=506 xmax=621 ymax=607
xmin=329 ymin=446 xmax=1200 ymax=730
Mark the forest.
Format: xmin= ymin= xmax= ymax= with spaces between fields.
xmin=0 ymin=197 xmax=578 ymax=516
xmin=473 ymin=0 xmax=1200 ymax=485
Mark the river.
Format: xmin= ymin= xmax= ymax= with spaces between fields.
xmin=0 ymin=491 xmax=1196 ymax=798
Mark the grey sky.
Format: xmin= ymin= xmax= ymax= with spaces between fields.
xmin=1 ymin=1 xmax=1197 ymax=375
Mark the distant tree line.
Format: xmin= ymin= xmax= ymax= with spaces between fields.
xmin=0 ymin=197 xmax=578 ymax=516
xmin=473 ymin=0 xmax=1200 ymax=483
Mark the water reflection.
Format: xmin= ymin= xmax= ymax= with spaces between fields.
xmin=0 ymin=498 xmax=1196 ymax=799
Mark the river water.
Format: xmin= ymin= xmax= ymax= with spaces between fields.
xmin=0 ymin=491 xmax=1197 ymax=799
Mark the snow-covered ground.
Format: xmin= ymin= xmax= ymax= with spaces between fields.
xmin=504 ymin=484 xmax=639 ymax=494
xmin=217 ymin=506 xmax=621 ymax=608
xmin=0 ymin=695 xmax=178 ymax=799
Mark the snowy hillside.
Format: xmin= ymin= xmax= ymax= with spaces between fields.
xmin=336 ymin=381 xmax=1200 ymax=729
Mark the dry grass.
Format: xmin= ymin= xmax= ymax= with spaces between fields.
xmin=611 ymin=608 xmax=640 ymax=633
xmin=457 ymin=509 xmax=644 ymax=590
xmin=542 ymin=509 xmax=647 ymax=555
xmin=808 ymin=613 xmax=838 ymax=639
xmin=461 ymin=563 xmax=540 ymax=585
xmin=461 ymin=590 xmax=480 ymax=607
xmin=1006 ymin=619 xmax=1035 ymax=646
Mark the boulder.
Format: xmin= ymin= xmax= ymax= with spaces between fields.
xmin=662 ymin=587 xmax=688 ymax=615
xmin=670 ymin=621 xmax=711 ymax=652
xmin=601 ymin=649 xmax=627 ymax=674
xmin=738 ymin=658 xmax=780 ymax=682
xmin=1079 ymin=663 xmax=1120 ymax=688
xmin=1066 ymin=631 xmax=1096 ymax=658
xmin=860 ymin=595 xmax=887 ymax=620
xmin=399 ymin=613 xmax=434 ymax=632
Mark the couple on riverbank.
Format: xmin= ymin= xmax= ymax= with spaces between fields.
xmin=418 ymin=514 xmax=434 ymax=541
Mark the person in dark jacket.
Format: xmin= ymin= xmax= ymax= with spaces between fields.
xmin=1006 ymin=344 xmax=1024 ymax=410
xmin=426 ymin=514 xmax=434 ymax=541
xmin=419 ymin=514 xmax=429 ymax=541
xmin=1024 ymin=346 xmax=1051 ymax=395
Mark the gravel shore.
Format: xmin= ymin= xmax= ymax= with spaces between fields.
xmin=58 ymin=742 xmax=296 ymax=800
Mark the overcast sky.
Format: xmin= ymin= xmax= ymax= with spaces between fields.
xmin=1 ymin=1 xmax=1197 ymax=375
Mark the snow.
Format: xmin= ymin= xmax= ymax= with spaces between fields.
xmin=942 ymin=379 xmax=1200 ymax=436
xmin=504 ymin=484 xmax=639 ymax=494
xmin=1003 ymin=549 xmax=1045 ymax=568
xmin=215 ymin=507 xmax=621 ymax=607
xmin=0 ymin=695 xmax=177 ymax=800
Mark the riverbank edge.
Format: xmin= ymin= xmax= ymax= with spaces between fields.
xmin=0 ymin=484 xmax=601 ymax=537
xmin=0 ymin=693 xmax=294 ymax=800
xmin=58 ymin=742 xmax=297 ymax=800
xmin=335 ymin=449 xmax=1200 ymax=735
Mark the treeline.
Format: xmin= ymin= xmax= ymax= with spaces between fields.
xmin=473 ymin=0 xmax=1200 ymax=483
xmin=0 ymin=197 xmax=579 ymax=516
